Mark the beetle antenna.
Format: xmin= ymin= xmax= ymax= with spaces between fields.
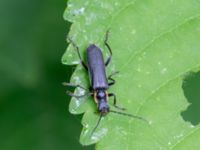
xmin=109 ymin=110 xmax=149 ymax=123
xmin=91 ymin=113 xmax=103 ymax=137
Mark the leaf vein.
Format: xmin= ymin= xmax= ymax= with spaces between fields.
xmin=170 ymin=125 xmax=200 ymax=150
xmin=120 ymin=14 xmax=200 ymax=71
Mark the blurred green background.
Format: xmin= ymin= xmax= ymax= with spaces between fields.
xmin=0 ymin=0 xmax=199 ymax=150
xmin=0 ymin=0 xmax=93 ymax=149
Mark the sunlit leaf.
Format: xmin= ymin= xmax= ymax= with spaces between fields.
xmin=62 ymin=0 xmax=200 ymax=149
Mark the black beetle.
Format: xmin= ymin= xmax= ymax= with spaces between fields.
xmin=63 ymin=31 xmax=147 ymax=135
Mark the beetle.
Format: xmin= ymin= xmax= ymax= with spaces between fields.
xmin=63 ymin=31 xmax=147 ymax=135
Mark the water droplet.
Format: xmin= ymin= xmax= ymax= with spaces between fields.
xmin=91 ymin=135 xmax=98 ymax=141
xmin=70 ymin=108 xmax=77 ymax=114
xmin=72 ymin=76 xmax=81 ymax=83
xmin=78 ymin=89 xmax=85 ymax=95
xmin=68 ymin=4 xmax=73 ymax=8
xmin=148 ymin=120 xmax=153 ymax=125
xmin=71 ymin=60 xmax=80 ymax=64
xmin=174 ymin=133 xmax=183 ymax=139
xmin=160 ymin=68 xmax=167 ymax=74
xmin=142 ymin=52 xmax=146 ymax=57
xmin=85 ymin=124 xmax=89 ymax=128
xmin=169 ymin=54 xmax=173 ymax=58
xmin=131 ymin=29 xmax=136 ymax=34
xmin=145 ymin=71 xmax=150 ymax=75
xmin=68 ymin=53 xmax=72 ymax=57
xmin=114 ymin=2 xmax=119 ymax=6
xmin=75 ymin=99 xmax=81 ymax=107
xmin=190 ymin=124 xmax=195 ymax=128
xmin=72 ymin=7 xmax=85 ymax=16
xmin=156 ymin=97 xmax=160 ymax=101
xmin=137 ymin=67 xmax=141 ymax=72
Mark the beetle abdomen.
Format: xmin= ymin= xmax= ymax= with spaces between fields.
xmin=87 ymin=44 xmax=108 ymax=90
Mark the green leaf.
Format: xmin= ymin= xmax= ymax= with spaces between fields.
xmin=62 ymin=0 xmax=200 ymax=149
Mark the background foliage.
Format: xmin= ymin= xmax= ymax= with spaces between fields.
xmin=0 ymin=0 xmax=93 ymax=150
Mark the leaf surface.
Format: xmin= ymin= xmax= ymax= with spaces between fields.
xmin=62 ymin=0 xmax=200 ymax=149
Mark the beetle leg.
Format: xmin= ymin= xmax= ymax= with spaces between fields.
xmin=108 ymin=93 xmax=126 ymax=111
xmin=105 ymin=56 xmax=111 ymax=67
xmin=108 ymin=77 xmax=115 ymax=86
xmin=108 ymin=71 xmax=119 ymax=86
xmin=62 ymin=82 xmax=88 ymax=91
xmin=67 ymin=37 xmax=88 ymax=71
xmin=104 ymin=30 xmax=112 ymax=67
xmin=63 ymin=82 xmax=92 ymax=98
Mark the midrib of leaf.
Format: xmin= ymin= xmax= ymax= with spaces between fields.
xmin=170 ymin=126 xmax=200 ymax=150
